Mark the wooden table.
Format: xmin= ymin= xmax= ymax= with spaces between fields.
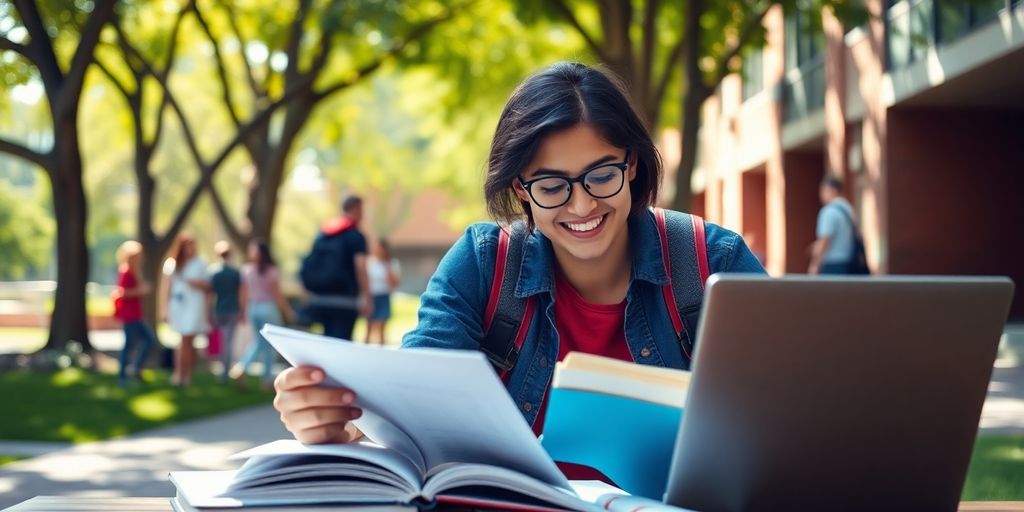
xmin=6 ymin=497 xmax=1024 ymax=511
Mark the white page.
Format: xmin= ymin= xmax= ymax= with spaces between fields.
xmin=230 ymin=439 xmax=422 ymax=490
xmin=260 ymin=325 xmax=569 ymax=490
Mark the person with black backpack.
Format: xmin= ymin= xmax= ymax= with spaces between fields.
xmin=273 ymin=63 xmax=766 ymax=453
xmin=300 ymin=195 xmax=372 ymax=340
xmin=808 ymin=176 xmax=870 ymax=275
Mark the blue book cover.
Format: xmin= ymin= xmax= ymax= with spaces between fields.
xmin=540 ymin=387 xmax=683 ymax=500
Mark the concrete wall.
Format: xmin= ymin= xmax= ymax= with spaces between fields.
xmin=886 ymin=107 xmax=1024 ymax=318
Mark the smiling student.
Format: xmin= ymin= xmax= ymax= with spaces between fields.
xmin=273 ymin=62 xmax=766 ymax=446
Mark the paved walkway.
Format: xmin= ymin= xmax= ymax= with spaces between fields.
xmin=1 ymin=327 xmax=1022 ymax=509
xmin=0 ymin=404 xmax=288 ymax=509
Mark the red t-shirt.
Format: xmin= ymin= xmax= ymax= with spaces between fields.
xmin=115 ymin=269 xmax=143 ymax=322
xmin=534 ymin=270 xmax=633 ymax=482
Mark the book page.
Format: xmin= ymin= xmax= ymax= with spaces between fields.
xmin=229 ymin=439 xmax=423 ymax=491
xmin=260 ymin=325 xmax=569 ymax=491
xmin=424 ymin=463 xmax=595 ymax=511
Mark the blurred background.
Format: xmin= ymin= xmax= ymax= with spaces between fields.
xmin=0 ymin=0 xmax=1023 ymax=504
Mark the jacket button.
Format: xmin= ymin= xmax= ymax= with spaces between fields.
xmin=539 ymin=357 xmax=548 ymax=368
xmin=523 ymin=402 xmax=533 ymax=412
xmin=640 ymin=347 xmax=651 ymax=358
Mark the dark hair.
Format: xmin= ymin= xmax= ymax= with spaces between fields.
xmin=342 ymin=195 xmax=363 ymax=213
xmin=822 ymin=176 xmax=844 ymax=193
xmin=252 ymin=239 xmax=276 ymax=275
xmin=485 ymin=62 xmax=661 ymax=226
xmin=377 ymin=238 xmax=391 ymax=258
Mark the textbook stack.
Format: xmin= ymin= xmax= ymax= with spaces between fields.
xmin=541 ymin=352 xmax=691 ymax=499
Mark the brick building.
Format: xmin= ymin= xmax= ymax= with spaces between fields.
xmin=690 ymin=0 xmax=1024 ymax=318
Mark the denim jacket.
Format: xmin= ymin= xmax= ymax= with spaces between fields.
xmin=403 ymin=209 xmax=766 ymax=425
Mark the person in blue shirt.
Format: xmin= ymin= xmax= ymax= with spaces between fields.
xmin=273 ymin=62 xmax=766 ymax=445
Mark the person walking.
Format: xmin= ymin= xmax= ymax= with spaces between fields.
xmin=164 ymin=234 xmax=209 ymax=387
xmin=112 ymin=240 xmax=159 ymax=387
xmin=300 ymin=195 xmax=372 ymax=340
xmin=233 ymin=239 xmax=294 ymax=390
xmin=208 ymin=240 xmax=243 ymax=383
xmin=808 ymin=176 xmax=859 ymax=275
xmin=364 ymin=238 xmax=400 ymax=345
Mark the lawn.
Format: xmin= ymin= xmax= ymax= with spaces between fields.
xmin=0 ymin=368 xmax=274 ymax=443
xmin=962 ymin=436 xmax=1024 ymax=500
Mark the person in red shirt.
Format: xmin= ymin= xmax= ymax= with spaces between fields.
xmin=112 ymin=241 xmax=159 ymax=387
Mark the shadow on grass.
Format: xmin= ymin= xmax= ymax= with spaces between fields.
xmin=0 ymin=368 xmax=274 ymax=443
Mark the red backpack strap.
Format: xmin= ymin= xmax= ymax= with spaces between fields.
xmin=481 ymin=222 xmax=536 ymax=379
xmin=653 ymin=208 xmax=710 ymax=360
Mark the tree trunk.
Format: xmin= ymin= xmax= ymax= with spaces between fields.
xmin=44 ymin=132 xmax=92 ymax=353
xmin=671 ymin=0 xmax=708 ymax=213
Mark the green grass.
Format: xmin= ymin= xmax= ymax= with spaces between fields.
xmin=0 ymin=368 xmax=274 ymax=443
xmin=0 ymin=455 xmax=27 ymax=465
xmin=962 ymin=436 xmax=1024 ymax=500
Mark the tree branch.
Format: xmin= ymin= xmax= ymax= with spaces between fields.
xmin=313 ymin=9 xmax=456 ymax=100
xmin=12 ymin=0 xmax=63 ymax=87
xmin=92 ymin=57 xmax=135 ymax=103
xmin=550 ymin=0 xmax=610 ymax=63
xmin=652 ymin=36 xmax=684 ymax=113
xmin=160 ymin=0 xmax=194 ymax=77
xmin=282 ymin=0 xmax=313 ymax=87
xmin=222 ymin=1 xmax=263 ymax=98
xmin=206 ymin=180 xmax=245 ymax=244
xmin=641 ymin=0 xmax=657 ymax=90
xmin=63 ymin=0 xmax=117 ymax=99
xmin=191 ymin=1 xmax=242 ymax=128
xmin=0 ymin=135 xmax=50 ymax=169
xmin=710 ymin=3 xmax=772 ymax=90
xmin=0 ymin=35 xmax=31 ymax=60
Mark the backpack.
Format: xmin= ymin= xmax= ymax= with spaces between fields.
xmin=300 ymin=230 xmax=357 ymax=294
xmin=480 ymin=208 xmax=710 ymax=378
xmin=833 ymin=205 xmax=870 ymax=275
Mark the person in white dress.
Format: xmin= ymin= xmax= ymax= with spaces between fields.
xmin=164 ymin=235 xmax=209 ymax=387
xmin=365 ymin=239 xmax=400 ymax=345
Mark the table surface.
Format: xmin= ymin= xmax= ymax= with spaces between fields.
xmin=5 ymin=497 xmax=1024 ymax=512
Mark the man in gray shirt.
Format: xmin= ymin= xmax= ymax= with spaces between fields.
xmin=809 ymin=176 xmax=856 ymax=274
xmin=209 ymin=240 xmax=242 ymax=382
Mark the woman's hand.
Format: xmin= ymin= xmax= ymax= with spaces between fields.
xmin=273 ymin=366 xmax=364 ymax=444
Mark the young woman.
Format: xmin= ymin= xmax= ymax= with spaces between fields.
xmin=164 ymin=234 xmax=209 ymax=387
xmin=233 ymin=239 xmax=294 ymax=390
xmin=273 ymin=62 xmax=765 ymax=445
xmin=364 ymin=238 xmax=400 ymax=345
xmin=112 ymin=240 xmax=158 ymax=387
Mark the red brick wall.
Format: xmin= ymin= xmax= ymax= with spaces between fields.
xmin=887 ymin=107 xmax=1024 ymax=318
xmin=783 ymin=152 xmax=826 ymax=274
xmin=742 ymin=169 xmax=769 ymax=265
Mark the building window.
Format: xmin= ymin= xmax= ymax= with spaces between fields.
xmin=888 ymin=0 xmax=1014 ymax=69
xmin=782 ymin=8 xmax=826 ymax=121
xmin=742 ymin=48 xmax=764 ymax=101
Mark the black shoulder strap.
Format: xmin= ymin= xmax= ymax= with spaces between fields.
xmin=481 ymin=222 xmax=535 ymax=374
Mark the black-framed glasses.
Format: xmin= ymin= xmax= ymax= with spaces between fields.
xmin=517 ymin=150 xmax=630 ymax=209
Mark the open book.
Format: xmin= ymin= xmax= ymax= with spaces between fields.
xmin=170 ymin=440 xmax=594 ymax=510
xmin=170 ymin=325 xmax=597 ymax=511
xmin=541 ymin=352 xmax=691 ymax=499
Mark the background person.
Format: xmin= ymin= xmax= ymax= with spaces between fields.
xmin=208 ymin=240 xmax=243 ymax=383
xmin=365 ymin=238 xmax=400 ymax=345
xmin=112 ymin=240 xmax=158 ymax=387
xmin=164 ymin=234 xmax=209 ymax=387
xmin=808 ymin=176 xmax=856 ymax=274
xmin=232 ymin=239 xmax=294 ymax=390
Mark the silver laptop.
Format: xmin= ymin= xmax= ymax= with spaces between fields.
xmin=665 ymin=275 xmax=1015 ymax=512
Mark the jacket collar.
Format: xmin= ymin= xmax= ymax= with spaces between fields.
xmin=513 ymin=208 xmax=670 ymax=299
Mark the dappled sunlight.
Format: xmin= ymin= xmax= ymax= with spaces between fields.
xmin=49 ymin=368 xmax=85 ymax=387
xmin=128 ymin=393 xmax=178 ymax=422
